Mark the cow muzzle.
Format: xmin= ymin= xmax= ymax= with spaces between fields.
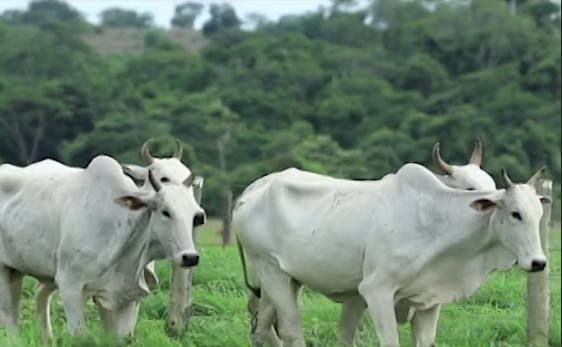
xmin=527 ymin=259 xmax=547 ymax=273
xmin=176 ymin=252 xmax=200 ymax=268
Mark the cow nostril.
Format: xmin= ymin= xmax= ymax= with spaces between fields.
xmin=530 ymin=260 xmax=547 ymax=272
xmin=181 ymin=253 xmax=200 ymax=267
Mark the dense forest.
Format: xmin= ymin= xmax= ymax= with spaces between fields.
xmin=0 ymin=0 xmax=560 ymax=216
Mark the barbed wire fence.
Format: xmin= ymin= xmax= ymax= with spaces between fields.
xmin=527 ymin=179 xmax=556 ymax=346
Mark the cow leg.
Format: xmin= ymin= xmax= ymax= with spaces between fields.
xmin=358 ymin=276 xmax=400 ymax=347
xmin=338 ymin=296 xmax=367 ymax=345
xmin=395 ymin=299 xmax=415 ymax=324
xmin=9 ymin=271 xmax=24 ymax=327
xmin=357 ymin=314 xmax=366 ymax=331
xmin=410 ymin=304 xmax=441 ymax=347
xmin=36 ymin=282 xmax=57 ymax=343
xmin=248 ymin=293 xmax=280 ymax=347
xmin=95 ymin=297 xmax=141 ymax=342
xmin=251 ymin=294 xmax=283 ymax=347
xmin=112 ymin=300 xmax=141 ymax=342
xmin=94 ymin=297 xmax=115 ymax=335
xmin=253 ymin=262 xmax=306 ymax=347
xmin=0 ymin=265 xmax=17 ymax=329
xmin=56 ymin=279 xmax=87 ymax=335
xmin=168 ymin=263 xmax=189 ymax=335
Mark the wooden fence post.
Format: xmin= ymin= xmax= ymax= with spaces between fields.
xmin=222 ymin=189 xmax=233 ymax=247
xmin=187 ymin=176 xmax=204 ymax=314
xmin=167 ymin=176 xmax=205 ymax=336
xmin=527 ymin=178 xmax=553 ymax=347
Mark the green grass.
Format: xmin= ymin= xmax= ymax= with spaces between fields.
xmin=1 ymin=220 xmax=560 ymax=347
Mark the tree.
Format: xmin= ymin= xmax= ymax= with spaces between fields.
xmin=201 ymin=3 xmax=241 ymax=37
xmin=9 ymin=0 xmax=89 ymax=30
xmin=170 ymin=2 xmax=205 ymax=28
xmin=0 ymin=0 xmax=559 ymax=216
xmin=0 ymin=9 xmax=24 ymax=24
xmin=244 ymin=12 xmax=269 ymax=29
xmin=99 ymin=8 xmax=153 ymax=28
xmin=0 ymin=79 xmax=68 ymax=164
xmin=144 ymin=28 xmax=180 ymax=50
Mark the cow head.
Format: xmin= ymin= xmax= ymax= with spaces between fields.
xmin=122 ymin=139 xmax=202 ymax=188
xmin=113 ymin=169 xmax=205 ymax=268
xmin=433 ymin=137 xmax=496 ymax=191
xmin=469 ymin=166 xmax=551 ymax=273
xmin=120 ymin=138 xmax=205 ymax=223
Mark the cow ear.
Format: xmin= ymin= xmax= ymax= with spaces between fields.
xmin=143 ymin=265 xmax=159 ymax=290
xmin=121 ymin=164 xmax=148 ymax=180
xmin=114 ymin=196 xmax=149 ymax=211
xmin=193 ymin=175 xmax=205 ymax=189
xmin=540 ymin=196 xmax=552 ymax=205
xmin=470 ymin=198 xmax=498 ymax=212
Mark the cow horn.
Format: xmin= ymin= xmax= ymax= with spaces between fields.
xmin=141 ymin=139 xmax=154 ymax=164
xmin=468 ymin=137 xmax=482 ymax=167
xmin=432 ymin=143 xmax=454 ymax=176
xmin=183 ymin=173 xmax=195 ymax=187
xmin=526 ymin=166 xmax=547 ymax=187
xmin=173 ymin=139 xmax=183 ymax=160
xmin=148 ymin=169 xmax=162 ymax=192
xmin=500 ymin=167 xmax=515 ymax=190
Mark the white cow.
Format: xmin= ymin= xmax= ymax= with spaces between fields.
xmin=234 ymin=163 xmax=550 ymax=347
xmin=0 ymin=154 xmax=204 ymax=341
xmin=243 ymin=138 xmax=498 ymax=346
xmin=31 ymin=139 xmax=203 ymax=342
xmin=121 ymin=139 xmax=205 ymax=335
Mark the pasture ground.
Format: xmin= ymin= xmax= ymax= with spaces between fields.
xmin=1 ymin=219 xmax=560 ymax=347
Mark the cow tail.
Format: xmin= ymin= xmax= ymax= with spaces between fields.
xmin=236 ymin=235 xmax=261 ymax=298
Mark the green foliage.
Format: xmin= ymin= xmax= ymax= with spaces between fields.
xmin=202 ymin=3 xmax=242 ymax=37
xmin=0 ymin=0 xmax=92 ymax=32
xmin=0 ymin=0 xmax=560 ymax=217
xmin=99 ymin=8 xmax=153 ymax=29
xmin=144 ymin=28 xmax=180 ymax=50
xmin=171 ymin=2 xmax=205 ymax=29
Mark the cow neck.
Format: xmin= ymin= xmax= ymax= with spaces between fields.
xmin=94 ymin=210 xmax=155 ymax=304
xmin=146 ymin=238 xmax=166 ymax=260
xmin=414 ymin=196 xmax=515 ymax=277
xmin=139 ymin=182 xmax=169 ymax=261
xmin=121 ymin=207 xmax=169 ymax=263
xmin=99 ymin=208 xmax=153 ymax=279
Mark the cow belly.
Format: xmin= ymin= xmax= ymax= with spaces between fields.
xmin=0 ymin=201 xmax=59 ymax=276
xmin=235 ymin=189 xmax=370 ymax=296
xmin=274 ymin=240 xmax=364 ymax=295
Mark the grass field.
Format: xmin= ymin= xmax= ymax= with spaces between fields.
xmin=1 ymin=219 xmax=560 ymax=347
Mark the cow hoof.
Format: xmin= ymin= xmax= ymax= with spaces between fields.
xmin=165 ymin=319 xmax=185 ymax=338
xmin=305 ymin=339 xmax=318 ymax=347
xmin=41 ymin=335 xmax=54 ymax=345
xmin=122 ymin=335 xmax=134 ymax=345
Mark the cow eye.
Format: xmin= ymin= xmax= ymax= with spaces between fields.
xmin=511 ymin=211 xmax=522 ymax=221
xmin=466 ymin=187 xmax=476 ymax=191
xmin=160 ymin=177 xmax=170 ymax=183
xmin=162 ymin=210 xmax=171 ymax=218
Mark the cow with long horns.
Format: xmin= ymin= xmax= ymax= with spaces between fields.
xmin=432 ymin=137 xmax=496 ymax=191
xmin=0 ymin=155 xmax=204 ymax=340
xmin=31 ymin=139 xmax=205 ymax=342
xmin=243 ymin=137 xmax=498 ymax=346
xmin=233 ymin=161 xmax=550 ymax=347
xmin=123 ymin=138 xmax=191 ymax=187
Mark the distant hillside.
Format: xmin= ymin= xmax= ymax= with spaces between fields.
xmin=82 ymin=27 xmax=208 ymax=55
